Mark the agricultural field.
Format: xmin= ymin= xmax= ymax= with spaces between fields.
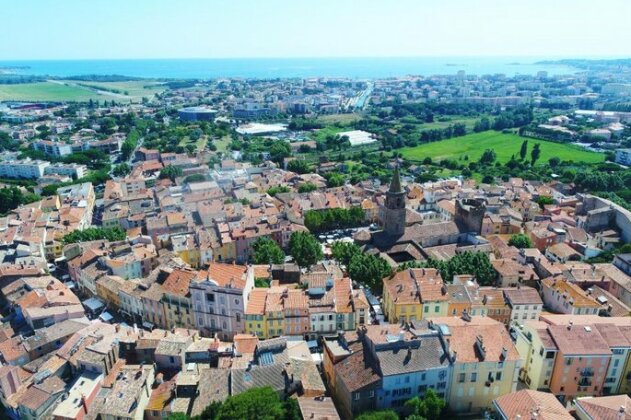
xmin=399 ymin=131 xmax=604 ymax=164
xmin=316 ymin=113 xmax=362 ymax=124
xmin=396 ymin=115 xmax=481 ymax=131
xmin=0 ymin=79 xmax=165 ymax=102
xmin=0 ymin=81 xmax=111 ymax=102
xmin=64 ymin=80 xmax=167 ymax=100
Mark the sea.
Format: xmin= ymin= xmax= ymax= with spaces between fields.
xmin=0 ymin=57 xmax=578 ymax=80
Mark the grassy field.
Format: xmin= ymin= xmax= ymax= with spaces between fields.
xmin=0 ymin=80 xmax=165 ymax=102
xmin=0 ymin=82 xmax=112 ymax=102
xmin=399 ymin=131 xmax=604 ymax=164
xmin=316 ymin=113 xmax=362 ymax=124
xmin=65 ymin=80 xmax=166 ymax=100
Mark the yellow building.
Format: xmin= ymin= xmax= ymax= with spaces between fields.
xmin=161 ymin=269 xmax=198 ymax=330
xmin=264 ymin=287 xmax=286 ymax=339
xmin=382 ymin=268 xmax=448 ymax=323
xmin=172 ymin=234 xmax=200 ymax=268
xmin=514 ymin=321 xmax=558 ymax=391
xmin=434 ymin=316 xmax=522 ymax=414
xmin=95 ymin=275 xmax=126 ymax=310
xmin=245 ymin=288 xmax=269 ymax=338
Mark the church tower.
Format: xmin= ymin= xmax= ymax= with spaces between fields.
xmin=384 ymin=167 xmax=406 ymax=237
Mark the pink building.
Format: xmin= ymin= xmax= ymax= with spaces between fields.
xmin=548 ymin=324 xmax=611 ymax=402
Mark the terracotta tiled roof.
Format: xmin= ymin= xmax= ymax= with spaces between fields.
xmin=494 ymin=389 xmax=573 ymax=420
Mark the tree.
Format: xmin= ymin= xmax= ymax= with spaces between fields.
xmin=270 ymin=141 xmax=291 ymax=164
xmin=216 ymin=387 xmax=285 ymax=420
xmin=159 ymin=165 xmax=183 ymax=182
xmin=404 ymin=251 xmax=496 ymax=286
xmin=112 ymin=163 xmax=131 ymax=177
xmin=348 ymin=253 xmax=392 ymax=293
xmin=479 ymin=149 xmax=496 ymax=165
xmin=404 ymin=389 xmax=446 ymax=420
xmin=298 ymin=182 xmax=317 ymax=193
xmin=325 ymin=173 xmax=345 ymax=188
xmin=184 ymin=173 xmax=206 ymax=183
xmin=536 ymin=195 xmax=554 ymax=209
xmin=531 ymin=143 xmax=541 ymax=165
xmin=166 ymin=414 xmax=189 ymax=420
xmin=331 ymin=241 xmax=362 ymax=267
xmin=289 ymin=231 xmax=323 ymax=269
xmin=356 ymin=410 xmax=399 ymax=420
xmin=508 ymin=234 xmax=533 ymax=249
xmin=267 ymin=185 xmax=290 ymax=197
xmin=252 ymin=237 xmax=285 ymax=265
xmin=62 ymin=227 xmax=126 ymax=245
xmin=549 ymin=156 xmax=560 ymax=167
xmin=287 ymin=159 xmax=311 ymax=174
xmin=519 ymin=140 xmax=528 ymax=160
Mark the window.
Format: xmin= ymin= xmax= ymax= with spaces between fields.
xmin=471 ymin=372 xmax=477 ymax=382
xmin=424 ymin=306 xmax=429 ymax=313
xmin=236 ymin=313 xmax=241 ymax=323
xmin=354 ymin=393 xmax=360 ymax=401
xmin=369 ymin=390 xmax=374 ymax=398
xmin=458 ymin=373 xmax=465 ymax=383
xmin=206 ymin=293 xmax=215 ymax=302
xmin=496 ymin=372 xmax=502 ymax=381
xmin=435 ymin=305 xmax=440 ymax=313
xmin=235 ymin=299 xmax=240 ymax=305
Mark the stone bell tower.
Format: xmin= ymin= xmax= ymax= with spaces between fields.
xmin=384 ymin=167 xmax=406 ymax=237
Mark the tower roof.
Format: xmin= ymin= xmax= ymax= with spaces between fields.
xmin=389 ymin=166 xmax=402 ymax=193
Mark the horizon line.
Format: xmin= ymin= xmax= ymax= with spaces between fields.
xmin=1 ymin=54 xmax=630 ymax=62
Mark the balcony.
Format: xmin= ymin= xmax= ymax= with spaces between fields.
xmin=578 ymin=378 xmax=592 ymax=387
xmin=579 ymin=369 xmax=594 ymax=377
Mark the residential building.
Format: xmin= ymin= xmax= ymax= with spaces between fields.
xmin=382 ymin=268 xmax=448 ymax=323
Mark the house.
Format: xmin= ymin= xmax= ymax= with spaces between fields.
xmin=190 ymin=263 xmax=254 ymax=341
xmin=381 ymin=268 xmax=448 ymax=323
xmin=51 ymin=372 xmax=103 ymax=420
xmin=541 ymin=278 xmax=600 ymax=315
xmin=95 ymin=364 xmax=156 ymax=420
xmin=435 ymin=316 xmax=521 ymax=414
xmin=503 ymin=287 xmax=543 ymax=324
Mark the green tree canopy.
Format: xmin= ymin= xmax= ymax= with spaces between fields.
xmin=62 ymin=227 xmax=126 ymax=245
xmin=216 ymin=386 xmax=285 ymax=420
xmin=298 ymin=182 xmax=318 ymax=193
xmin=159 ymin=165 xmax=183 ymax=182
xmin=348 ymin=252 xmax=392 ymax=293
xmin=356 ymin=410 xmax=399 ymax=420
xmin=531 ymin=143 xmax=541 ymax=165
xmin=519 ymin=140 xmax=528 ymax=160
xmin=404 ymin=389 xmax=446 ymax=420
xmin=252 ymin=237 xmax=285 ymax=265
xmin=289 ymin=231 xmax=323 ymax=268
xmin=331 ymin=241 xmax=362 ymax=267
xmin=508 ymin=233 xmax=533 ymax=249
xmin=401 ymin=251 xmax=496 ymax=286
xmin=112 ymin=163 xmax=131 ymax=177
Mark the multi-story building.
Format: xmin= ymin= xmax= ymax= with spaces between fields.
xmin=436 ymin=315 xmax=521 ymax=414
xmin=323 ymin=323 xmax=450 ymax=418
xmin=0 ymin=159 xmax=49 ymax=179
xmin=503 ymin=286 xmax=543 ymax=325
xmin=382 ymin=268 xmax=448 ymax=323
xmin=541 ymin=278 xmax=600 ymax=315
xmin=161 ymin=268 xmax=198 ymax=330
xmin=190 ymin=262 xmax=254 ymax=341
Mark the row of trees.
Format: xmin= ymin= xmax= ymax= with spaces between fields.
xmin=252 ymin=232 xmax=324 ymax=269
xmin=400 ymin=252 xmax=496 ymax=286
xmin=304 ymin=207 xmax=366 ymax=233
xmin=331 ymin=242 xmax=392 ymax=293
xmin=168 ymin=386 xmax=300 ymax=420
xmin=62 ymin=227 xmax=126 ymax=245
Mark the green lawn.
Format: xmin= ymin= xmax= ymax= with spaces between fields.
xmin=399 ymin=131 xmax=604 ymax=164
xmin=0 ymin=80 xmax=165 ymax=102
xmin=0 ymin=82 xmax=115 ymax=102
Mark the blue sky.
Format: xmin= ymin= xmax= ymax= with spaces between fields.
xmin=2 ymin=0 xmax=631 ymax=60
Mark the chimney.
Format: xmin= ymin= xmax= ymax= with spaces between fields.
xmin=80 ymin=394 xmax=88 ymax=414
